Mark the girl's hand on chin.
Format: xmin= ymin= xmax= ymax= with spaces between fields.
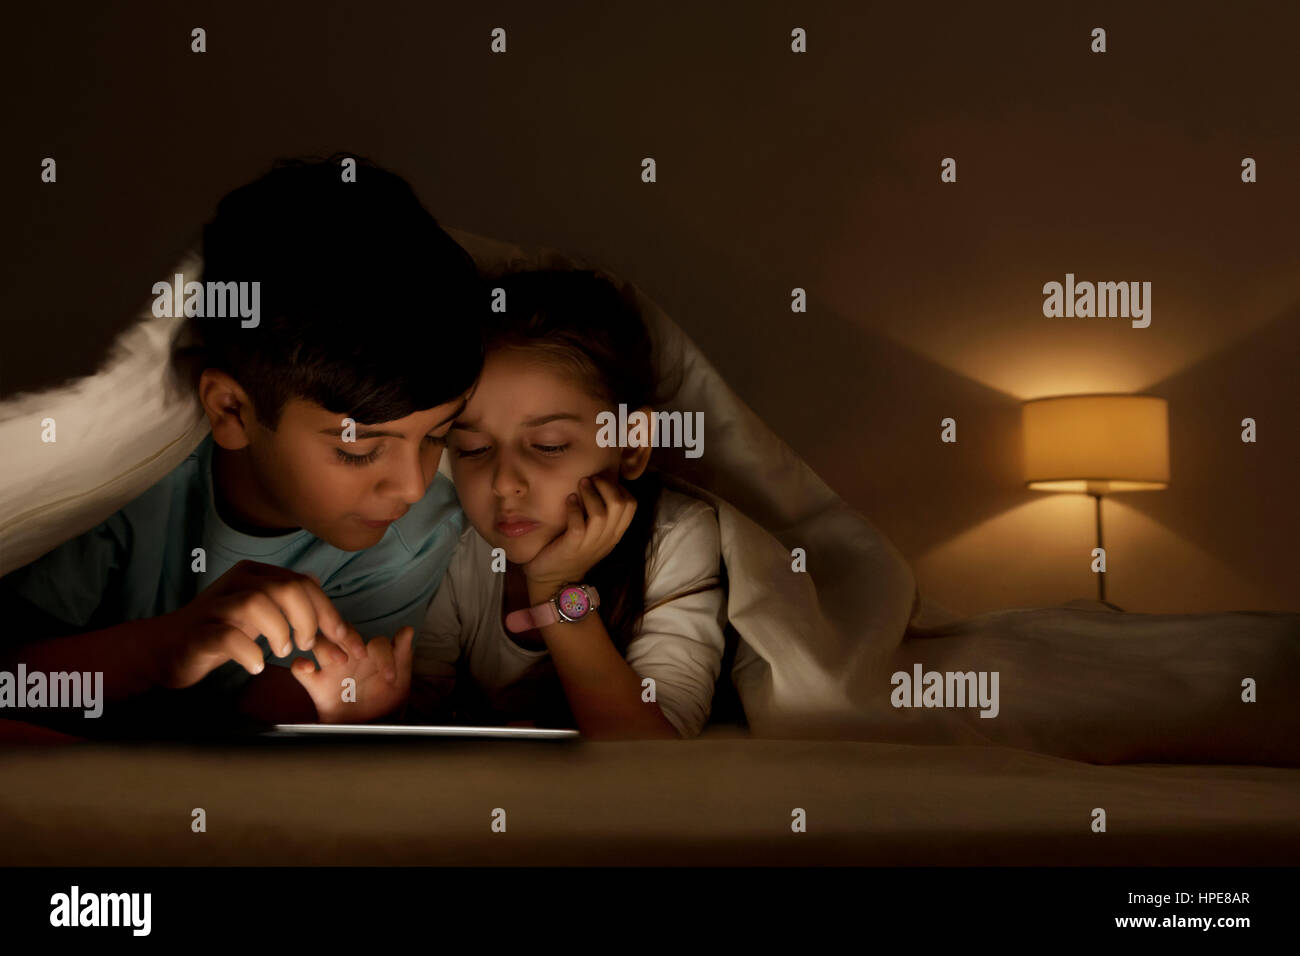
xmin=522 ymin=475 xmax=637 ymax=592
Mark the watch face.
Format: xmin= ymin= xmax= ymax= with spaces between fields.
xmin=556 ymin=586 xmax=591 ymax=620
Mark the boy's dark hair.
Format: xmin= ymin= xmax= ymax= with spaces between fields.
xmin=485 ymin=268 xmax=684 ymax=654
xmin=174 ymin=154 xmax=484 ymax=430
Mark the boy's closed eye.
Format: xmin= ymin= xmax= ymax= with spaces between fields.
xmin=335 ymin=433 xmax=447 ymax=466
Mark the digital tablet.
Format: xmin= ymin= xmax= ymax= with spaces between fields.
xmin=265 ymin=723 xmax=580 ymax=739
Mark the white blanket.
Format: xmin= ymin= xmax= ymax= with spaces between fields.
xmin=3 ymin=230 xmax=1297 ymax=764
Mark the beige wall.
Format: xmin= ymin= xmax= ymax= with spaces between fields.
xmin=4 ymin=1 xmax=1296 ymax=614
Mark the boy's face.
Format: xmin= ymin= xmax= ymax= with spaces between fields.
xmin=202 ymin=369 xmax=468 ymax=551
xmin=447 ymin=348 xmax=650 ymax=565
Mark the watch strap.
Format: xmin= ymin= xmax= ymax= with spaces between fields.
xmin=505 ymin=601 xmax=559 ymax=633
xmin=504 ymin=583 xmax=599 ymax=633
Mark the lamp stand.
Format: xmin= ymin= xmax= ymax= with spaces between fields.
xmin=1089 ymin=492 xmax=1124 ymax=611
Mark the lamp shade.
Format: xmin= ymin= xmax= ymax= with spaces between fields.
xmin=1022 ymin=394 xmax=1170 ymax=493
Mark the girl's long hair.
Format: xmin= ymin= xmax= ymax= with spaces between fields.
xmin=482 ymin=268 xmax=680 ymax=653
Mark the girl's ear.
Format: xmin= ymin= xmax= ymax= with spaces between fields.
xmin=618 ymin=405 xmax=655 ymax=480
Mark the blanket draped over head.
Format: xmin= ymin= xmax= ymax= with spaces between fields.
xmin=2 ymin=230 xmax=1296 ymax=764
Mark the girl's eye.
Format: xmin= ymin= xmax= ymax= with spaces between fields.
xmin=336 ymin=433 xmax=447 ymax=466
xmin=452 ymin=443 xmax=567 ymax=459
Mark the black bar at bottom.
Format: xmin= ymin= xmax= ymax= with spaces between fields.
xmin=0 ymin=865 xmax=1286 ymax=943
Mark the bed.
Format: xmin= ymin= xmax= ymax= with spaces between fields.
xmin=2 ymin=724 xmax=1296 ymax=865
xmin=1 ymin=229 xmax=1297 ymax=865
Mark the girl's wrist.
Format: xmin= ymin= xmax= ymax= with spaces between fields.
xmin=524 ymin=572 xmax=590 ymax=598
xmin=525 ymin=578 xmax=565 ymax=604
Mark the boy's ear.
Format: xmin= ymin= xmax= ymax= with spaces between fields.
xmin=618 ymin=405 xmax=655 ymax=481
xmin=199 ymin=368 xmax=258 ymax=450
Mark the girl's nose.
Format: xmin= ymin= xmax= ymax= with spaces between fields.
xmin=491 ymin=452 xmax=528 ymax=498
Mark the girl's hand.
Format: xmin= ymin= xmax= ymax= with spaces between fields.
xmin=290 ymin=624 xmax=415 ymax=724
xmin=522 ymin=475 xmax=637 ymax=592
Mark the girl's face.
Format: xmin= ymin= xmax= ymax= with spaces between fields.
xmin=448 ymin=347 xmax=651 ymax=565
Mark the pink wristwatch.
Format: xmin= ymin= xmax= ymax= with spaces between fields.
xmin=505 ymin=583 xmax=600 ymax=633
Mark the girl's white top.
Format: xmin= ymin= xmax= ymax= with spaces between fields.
xmin=412 ymin=488 xmax=727 ymax=737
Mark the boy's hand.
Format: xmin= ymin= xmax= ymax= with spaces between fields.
xmin=290 ymin=625 xmax=415 ymax=723
xmin=522 ymin=474 xmax=637 ymax=592
xmin=148 ymin=561 xmax=365 ymax=689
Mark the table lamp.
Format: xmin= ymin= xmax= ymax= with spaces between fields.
xmin=1021 ymin=394 xmax=1170 ymax=607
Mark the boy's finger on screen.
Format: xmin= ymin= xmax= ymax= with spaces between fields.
xmin=266 ymin=579 xmax=323 ymax=653
xmin=245 ymin=589 xmax=297 ymax=656
xmin=217 ymin=628 xmax=267 ymax=676
xmin=295 ymin=579 xmax=353 ymax=654
xmin=217 ymin=592 xmax=290 ymax=658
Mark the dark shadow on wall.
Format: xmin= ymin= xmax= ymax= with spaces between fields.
xmin=1137 ymin=303 xmax=1300 ymax=607
xmin=653 ymin=261 xmax=1029 ymax=563
xmin=650 ymin=241 xmax=1300 ymax=614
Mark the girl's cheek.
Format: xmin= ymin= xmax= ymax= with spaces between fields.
xmin=448 ymin=461 xmax=476 ymax=499
xmin=452 ymin=467 xmax=485 ymax=498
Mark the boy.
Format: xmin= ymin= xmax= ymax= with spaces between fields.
xmin=0 ymin=155 xmax=484 ymax=732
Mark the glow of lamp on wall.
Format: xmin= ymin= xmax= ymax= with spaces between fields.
xmin=1021 ymin=394 xmax=1170 ymax=608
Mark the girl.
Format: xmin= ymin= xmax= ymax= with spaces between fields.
xmin=292 ymin=269 xmax=727 ymax=739
xmin=411 ymin=268 xmax=727 ymax=738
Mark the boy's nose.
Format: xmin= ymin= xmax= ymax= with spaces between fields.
xmin=381 ymin=448 xmax=433 ymax=504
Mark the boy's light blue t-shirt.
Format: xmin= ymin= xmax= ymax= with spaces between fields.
xmin=3 ymin=432 xmax=465 ymax=694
